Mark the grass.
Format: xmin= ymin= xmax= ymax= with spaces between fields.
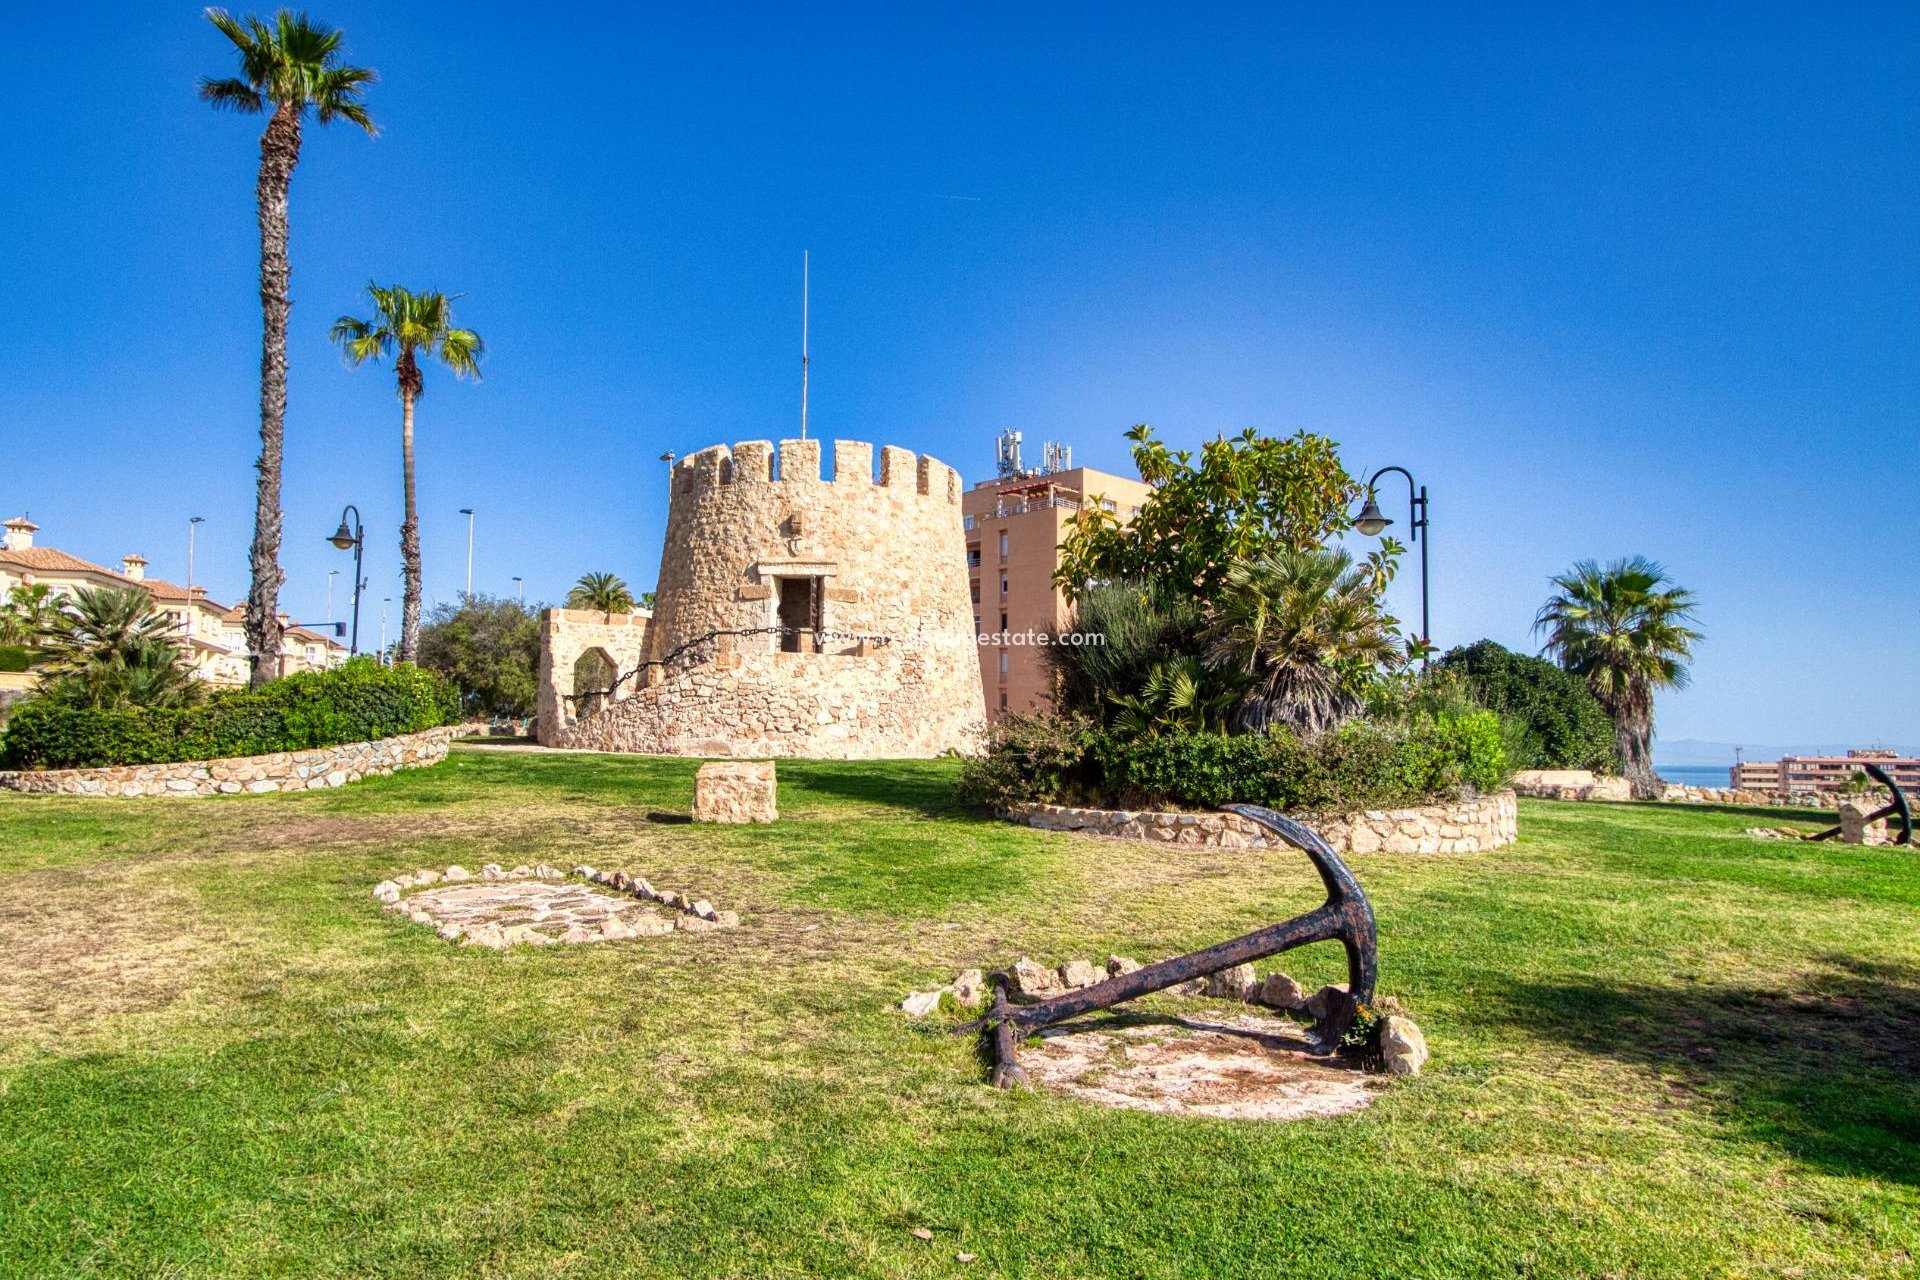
xmin=1 ymin=748 xmax=1916 ymax=1278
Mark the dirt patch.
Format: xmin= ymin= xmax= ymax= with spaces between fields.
xmin=1020 ymin=1010 xmax=1381 ymax=1120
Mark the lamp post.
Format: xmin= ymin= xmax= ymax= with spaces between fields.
xmin=512 ymin=575 xmax=524 ymax=603
xmin=1352 ymin=466 xmax=1430 ymax=663
xmin=380 ymin=597 xmax=391 ymax=664
xmin=186 ymin=516 xmax=205 ymax=597
xmin=459 ymin=507 xmax=475 ymax=597
xmin=326 ymin=505 xmax=366 ymax=656
xmin=327 ymin=569 xmax=339 ymax=621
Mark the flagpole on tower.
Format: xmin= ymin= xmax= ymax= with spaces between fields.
xmin=800 ymin=250 xmax=810 ymax=440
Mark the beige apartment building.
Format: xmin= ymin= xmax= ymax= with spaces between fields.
xmin=1733 ymin=749 xmax=1920 ymax=795
xmin=0 ymin=515 xmax=346 ymax=687
xmin=961 ymin=437 xmax=1153 ymax=721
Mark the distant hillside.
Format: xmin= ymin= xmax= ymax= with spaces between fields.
xmin=1655 ymin=737 xmax=1920 ymax=766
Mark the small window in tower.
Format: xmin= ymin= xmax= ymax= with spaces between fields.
xmin=999 ymin=690 xmax=1009 ymax=710
xmin=999 ymin=612 xmax=1007 ymax=633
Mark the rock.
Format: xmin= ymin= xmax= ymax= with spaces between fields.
xmin=534 ymin=864 xmax=563 ymax=881
xmin=394 ymin=873 xmax=419 ymax=889
xmin=507 ymin=925 xmax=554 ymax=947
xmin=659 ymin=890 xmax=684 ymax=909
xmin=692 ymin=761 xmax=778 ymax=823
xmin=408 ymin=910 xmax=435 ymax=926
xmin=713 ymin=910 xmax=740 ymax=928
xmin=950 ymin=968 xmax=985 ymax=1008
xmin=437 ymin=923 xmax=464 ymax=942
xmin=676 ymin=915 xmax=718 ymax=933
xmin=600 ymin=918 xmax=637 ymax=941
xmin=631 ymin=877 xmax=656 ymax=898
xmin=690 ymin=899 xmax=718 ymax=921
xmin=462 ymin=924 xmax=507 ymax=950
xmin=1203 ymin=964 xmax=1258 ymax=1001
xmin=1304 ymin=982 xmax=1350 ymax=1021
xmin=1839 ymin=801 xmax=1890 ymax=846
xmin=414 ymin=868 xmax=441 ymax=886
xmin=572 ymin=865 xmax=595 ymax=880
xmin=371 ymin=880 xmax=402 ymax=903
xmin=509 ymin=864 xmax=534 ymax=879
xmin=630 ymin=915 xmax=675 ymax=936
xmin=590 ymin=869 xmax=614 ymax=885
xmin=1059 ymin=959 xmax=1103 ymax=990
xmin=1106 ymin=955 xmax=1141 ymax=976
xmin=610 ymin=869 xmax=632 ymax=890
xmin=900 ymin=990 xmax=944 ymax=1017
xmin=1171 ymin=978 xmax=1206 ymax=996
xmin=443 ymin=865 xmax=472 ymax=882
xmin=1381 ymin=1015 xmax=1428 ymax=1075
xmin=481 ymin=864 xmax=507 ymax=881
xmin=561 ymin=924 xmax=599 ymax=944
xmin=1010 ymin=957 xmax=1062 ymax=996
xmin=1257 ymin=972 xmax=1306 ymax=1011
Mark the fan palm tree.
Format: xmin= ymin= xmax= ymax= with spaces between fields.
xmin=1534 ymin=556 xmax=1701 ymax=799
xmin=201 ymin=9 xmax=376 ymax=687
xmin=566 ymin=572 xmax=636 ymax=621
xmin=1108 ymin=654 xmax=1242 ymax=737
xmin=0 ymin=584 xmax=60 ymax=648
xmin=1204 ymin=548 xmax=1403 ymax=734
xmin=37 ymin=588 xmax=204 ymax=710
xmin=331 ymin=285 xmax=483 ymax=664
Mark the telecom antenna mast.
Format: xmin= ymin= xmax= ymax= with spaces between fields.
xmin=800 ymin=251 xmax=810 ymax=440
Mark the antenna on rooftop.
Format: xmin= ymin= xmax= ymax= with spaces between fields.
xmin=800 ymin=250 xmax=810 ymax=440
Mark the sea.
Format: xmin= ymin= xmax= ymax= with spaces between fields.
xmin=1656 ymin=764 xmax=1736 ymax=788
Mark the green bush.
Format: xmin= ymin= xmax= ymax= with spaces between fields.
xmin=1432 ymin=640 xmax=1617 ymax=772
xmin=0 ymin=645 xmax=34 ymax=673
xmin=0 ymin=659 xmax=459 ymax=770
xmin=958 ymin=709 xmax=1511 ymax=815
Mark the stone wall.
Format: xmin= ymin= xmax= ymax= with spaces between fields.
xmin=546 ymin=437 xmax=985 ymax=758
xmin=535 ymin=608 xmax=653 ymax=745
xmin=1511 ymin=769 xmax=1633 ymax=802
xmin=1015 ymin=790 xmax=1518 ymax=855
xmin=0 ymin=726 xmax=460 ymax=797
xmin=1660 ymin=783 xmax=1862 ymax=809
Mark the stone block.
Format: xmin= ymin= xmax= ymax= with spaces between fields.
xmin=693 ymin=761 xmax=778 ymax=823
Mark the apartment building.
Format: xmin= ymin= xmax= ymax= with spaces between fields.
xmin=0 ymin=515 xmax=346 ymax=686
xmin=1732 ymin=749 xmax=1920 ymax=795
xmin=960 ymin=436 xmax=1153 ymax=721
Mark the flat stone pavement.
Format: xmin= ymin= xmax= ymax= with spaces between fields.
xmin=401 ymin=881 xmax=676 ymax=947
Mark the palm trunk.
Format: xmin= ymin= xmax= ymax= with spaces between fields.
xmin=244 ymin=104 xmax=301 ymax=688
xmin=1616 ymin=703 xmax=1661 ymax=800
xmin=398 ymin=380 xmax=422 ymax=664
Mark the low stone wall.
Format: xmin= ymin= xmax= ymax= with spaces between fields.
xmin=1511 ymin=769 xmax=1633 ymax=802
xmin=1661 ymin=783 xmax=1859 ymax=809
xmin=0 ymin=726 xmax=461 ymax=797
xmin=1015 ymin=790 xmax=1517 ymax=855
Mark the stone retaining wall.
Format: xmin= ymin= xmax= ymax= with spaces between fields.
xmin=1511 ymin=769 xmax=1633 ymax=802
xmin=1015 ymin=790 xmax=1517 ymax=855
xmin=1660 ymin=783 xmax=1861 ymax=809
xmin=0 ymin=726 xmax=461 ymax=797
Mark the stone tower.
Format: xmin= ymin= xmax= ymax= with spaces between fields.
xmin=542 ymin=438 xmax=984 ymax=758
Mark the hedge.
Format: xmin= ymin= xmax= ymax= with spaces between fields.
xmin=0 ymin=659 xmax=460 ymax=770
xmin=956 ymin=710 xmax=1510 ymax=815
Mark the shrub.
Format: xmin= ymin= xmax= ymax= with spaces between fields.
xmin=0 ymin=645 xmax=33 ymax=673
xmin=1433 ymin=640 xmax=1618 ymax=772
xmin=954 ymin=712 xmax=1095 ymax=810
xmin=0 ymin=659 xmax=459 ymax=770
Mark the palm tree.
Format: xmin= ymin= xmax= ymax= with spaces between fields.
xmin=37 ymin=588 xmax=204 ymax=710
xmin=331 ymin=285 xmax=483 ymax=664
xmin=1534 ymin=557 xmax=1701 ymax=799
xmin=566 ymin=572 xmax=636 ymax=621
xmin=1204 ymin=548 xmax=1403 ymax=734
xmin=1108 ymin=654 xmax=1242 ymax=737
xmin=0 ymin=584 xmax=60 ymax=648
xmin=202 ymin=9 xmax=376 ymax=687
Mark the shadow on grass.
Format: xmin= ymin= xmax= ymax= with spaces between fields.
xmin=1654 ymin=800 xmax=1833 ymax=825
xmin=777 ymin=758 xmax=970 ymax=819
xmin=1497 ymin=955 xmax=1920 ymax=1185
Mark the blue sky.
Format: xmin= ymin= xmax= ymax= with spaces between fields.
xmin=3 ymin=3 xmax=1915 ymax=750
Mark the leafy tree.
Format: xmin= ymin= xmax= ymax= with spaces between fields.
xmin=332 ymin=284 xmax=484 ymax=665
xmin=1056 ymin=424 xmax=1397 ymax=600
xmin=416 ymin=595 xmax=540 ymax=717
xmin=1204 ymin=548 xmax=1404 ymax=733
xmin=36 ymin=587 xmax=204 ymax=710
xmin=0 ymin=583 xmax=60 ymax=647
xmin=201 ymin=9 xmax=376 ymax=686
xmin=567 ymin=572 xmax=636 ymax=619
xmin=1534 ymin=557 xmax=1701 ymax=799
xmin=1432 ymin=639 xmax=1618 ymax=772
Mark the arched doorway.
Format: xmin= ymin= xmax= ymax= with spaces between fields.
xmin=572 ymin=648 xmax=617 ymax=720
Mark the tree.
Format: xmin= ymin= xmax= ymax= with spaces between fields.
xmin=36 ymin=587 xmax=204 ymax=710
xmin=0 ymin=584 xmax=60 ymax=647
xmin=202 ymin=9 xmax=376 ymax=687
xmin=1045 ymin=581 xmax=1221 ymax=729
xmin=1204 ymin=548 xmax=1404 ymax=734
xmin=416 ymin=595 xmax=540 ymax=717
xmin=566 ymin=572 xmax=636 ymax=620
xmin=1432 ymin=639 xmax=1618 ymax=772
xmin=1056 ymin=424 xmax=1397 ymax=600
xmin=1534 ymin=557 xmax=1701 ymax=799
xmin=331 ymin=284 xmax=484 ymax=664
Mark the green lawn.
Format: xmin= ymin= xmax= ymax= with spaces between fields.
xmin=1 ymin=749 xmax=1915 ymax=1278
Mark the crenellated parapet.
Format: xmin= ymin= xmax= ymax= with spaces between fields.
xmin=670 ymin=439 xmax=961 ymax=505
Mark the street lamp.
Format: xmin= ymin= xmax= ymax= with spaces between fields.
xmin=1352 ymin=466 xmax=1430 ymax=661
xmin=186 ymin=516 xmax=205 ymax=597
xmin=326 ymin=505 xmax=366 ymax=656
xmin=511 ymin=575 xmax=524 ymax=603
xmin=459 ymin=507 xmax=475 ymax=597
xmin=380 ymin=597 xmax=391 ymax=664
xmin=327 ymin=569 xmax=339 ymax=621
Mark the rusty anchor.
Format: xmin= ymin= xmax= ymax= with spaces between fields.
xmin=1806 ymin=762 xmax=1913 ymax=845
xmin=974 ymin=804 xmax=1379 ymax=1089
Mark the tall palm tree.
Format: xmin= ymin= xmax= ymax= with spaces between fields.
xmin=1534 ymin=556 xmax=1701 ymax=799
xmin=0 ymin=584 xmax=60 ymax=648
xmin=38 ymin=588 xmax=204 ymax=710
xmin=331 ymin=285 xmax=483 ymax=664
xmin=1204 ymin=548 xmax=1403 ymax=734
xmin=202 ymin=9 xmax=376 ymax=687
xmin=566 ymin=572 xmax=636 ymax=621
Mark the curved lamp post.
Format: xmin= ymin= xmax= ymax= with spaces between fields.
xmin=326 ymin=505 xmax=366 ymax=656
xmin=1353 ymin=466 xmax=1430 ymax=662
